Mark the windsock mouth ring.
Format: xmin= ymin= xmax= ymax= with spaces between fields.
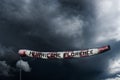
xmin=18 ymin=49 xmax=26 ymax=57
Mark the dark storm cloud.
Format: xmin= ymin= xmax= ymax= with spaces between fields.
xmin=0 ymin=0 xmax=96 ymax=50
xmin=0 ymin=0 xmax=97 ymax=80
xmin=0 ymin=45 xmax=18 ymax=61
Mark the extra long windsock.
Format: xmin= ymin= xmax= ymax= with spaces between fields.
xmin=18 ymin=45 xmax=110 ymax=59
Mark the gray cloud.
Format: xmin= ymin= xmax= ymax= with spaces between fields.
xmin=16 ymin=60 xmax=31 ymax=72
xmin=104 ymin=75 xmax=120 ymax=80
xmin=0 ymin=61 xmax=11 ymax=76
xmin=0 ymin=44 xmax=19 ymax=77
xmin=94 ymin=0 xmax=120 ymax=43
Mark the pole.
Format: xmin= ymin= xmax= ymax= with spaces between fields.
xmin=20 ymin=57 xmax=22 ymax=80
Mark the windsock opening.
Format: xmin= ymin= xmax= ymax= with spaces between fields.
xmin=18 ymin=50 xmax=26 ymax=57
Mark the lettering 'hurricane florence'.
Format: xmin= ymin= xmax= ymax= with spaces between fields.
xmin=18 ymin=45 xmax=111 ymax=59
xmin=27 ymin=50 xmax=94 ymax=59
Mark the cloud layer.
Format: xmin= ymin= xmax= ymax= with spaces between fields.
xmin=0 ymin=0 xmax=119 ymax=80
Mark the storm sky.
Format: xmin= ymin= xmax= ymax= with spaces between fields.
xmin=0 ymin=0 xmax=120 ymax=80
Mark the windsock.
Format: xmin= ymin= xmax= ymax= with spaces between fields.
xmin=18 ymin=45 xmax=110 ymax=59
